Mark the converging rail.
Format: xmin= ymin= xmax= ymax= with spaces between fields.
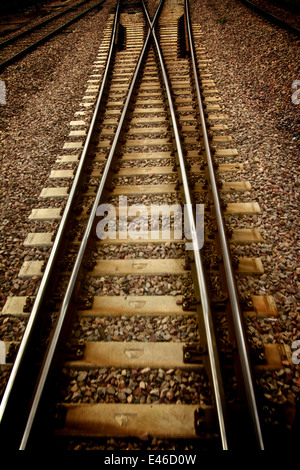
xmin=143 ymin=1 xmax=229 ymax=449
xmin=1 ymin=0 xmax=290 ymax=451
xmin=184 ymin=0 xmax=264 ymax=449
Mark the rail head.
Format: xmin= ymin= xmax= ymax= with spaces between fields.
xmin=184 ymin=0 xmax=264 ymax=450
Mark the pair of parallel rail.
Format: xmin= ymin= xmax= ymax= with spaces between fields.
xmin=0 ymin=0 xmax=105 ymax=70
xmin=0 ymin=0 xmax=281 ymax=451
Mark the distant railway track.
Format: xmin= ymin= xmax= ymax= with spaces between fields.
xmin=0 ymin=0 xmax=294 ymax=452
xmin=240 ymin=0 xmax=300 ymax=36
xmin=0 ymin=0 xmax=105 ymax=70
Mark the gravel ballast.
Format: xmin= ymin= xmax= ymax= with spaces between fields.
xmin=0 ymin=0 xmax=116 ymax=311
xmin=0 ymin=0 xmax=116 ymax=402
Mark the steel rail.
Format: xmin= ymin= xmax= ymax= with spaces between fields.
xmin=185 ymin=0 xmax=264 ymax=449
xmin=18 ymin=0 xmax=164 ymax=450
xmin=142 ymin=0 xmax=229 ymax=450
xmin=240 ymin=0 xmax=300 ymax=36
xmin=0 ymin=0 xmax=121 ymax=448
xmin=0 ymin=0 xmax=106 ymax=70
xmin=0 ymin=0 xmax=100 ymax=49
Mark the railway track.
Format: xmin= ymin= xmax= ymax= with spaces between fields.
xmin=0 ymin=0 xmax=105 ymax=70
xmin=0 ymin=0 xmax=294 ymax=452
xmin=240 ymin=0 xmax=300 ymax=36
